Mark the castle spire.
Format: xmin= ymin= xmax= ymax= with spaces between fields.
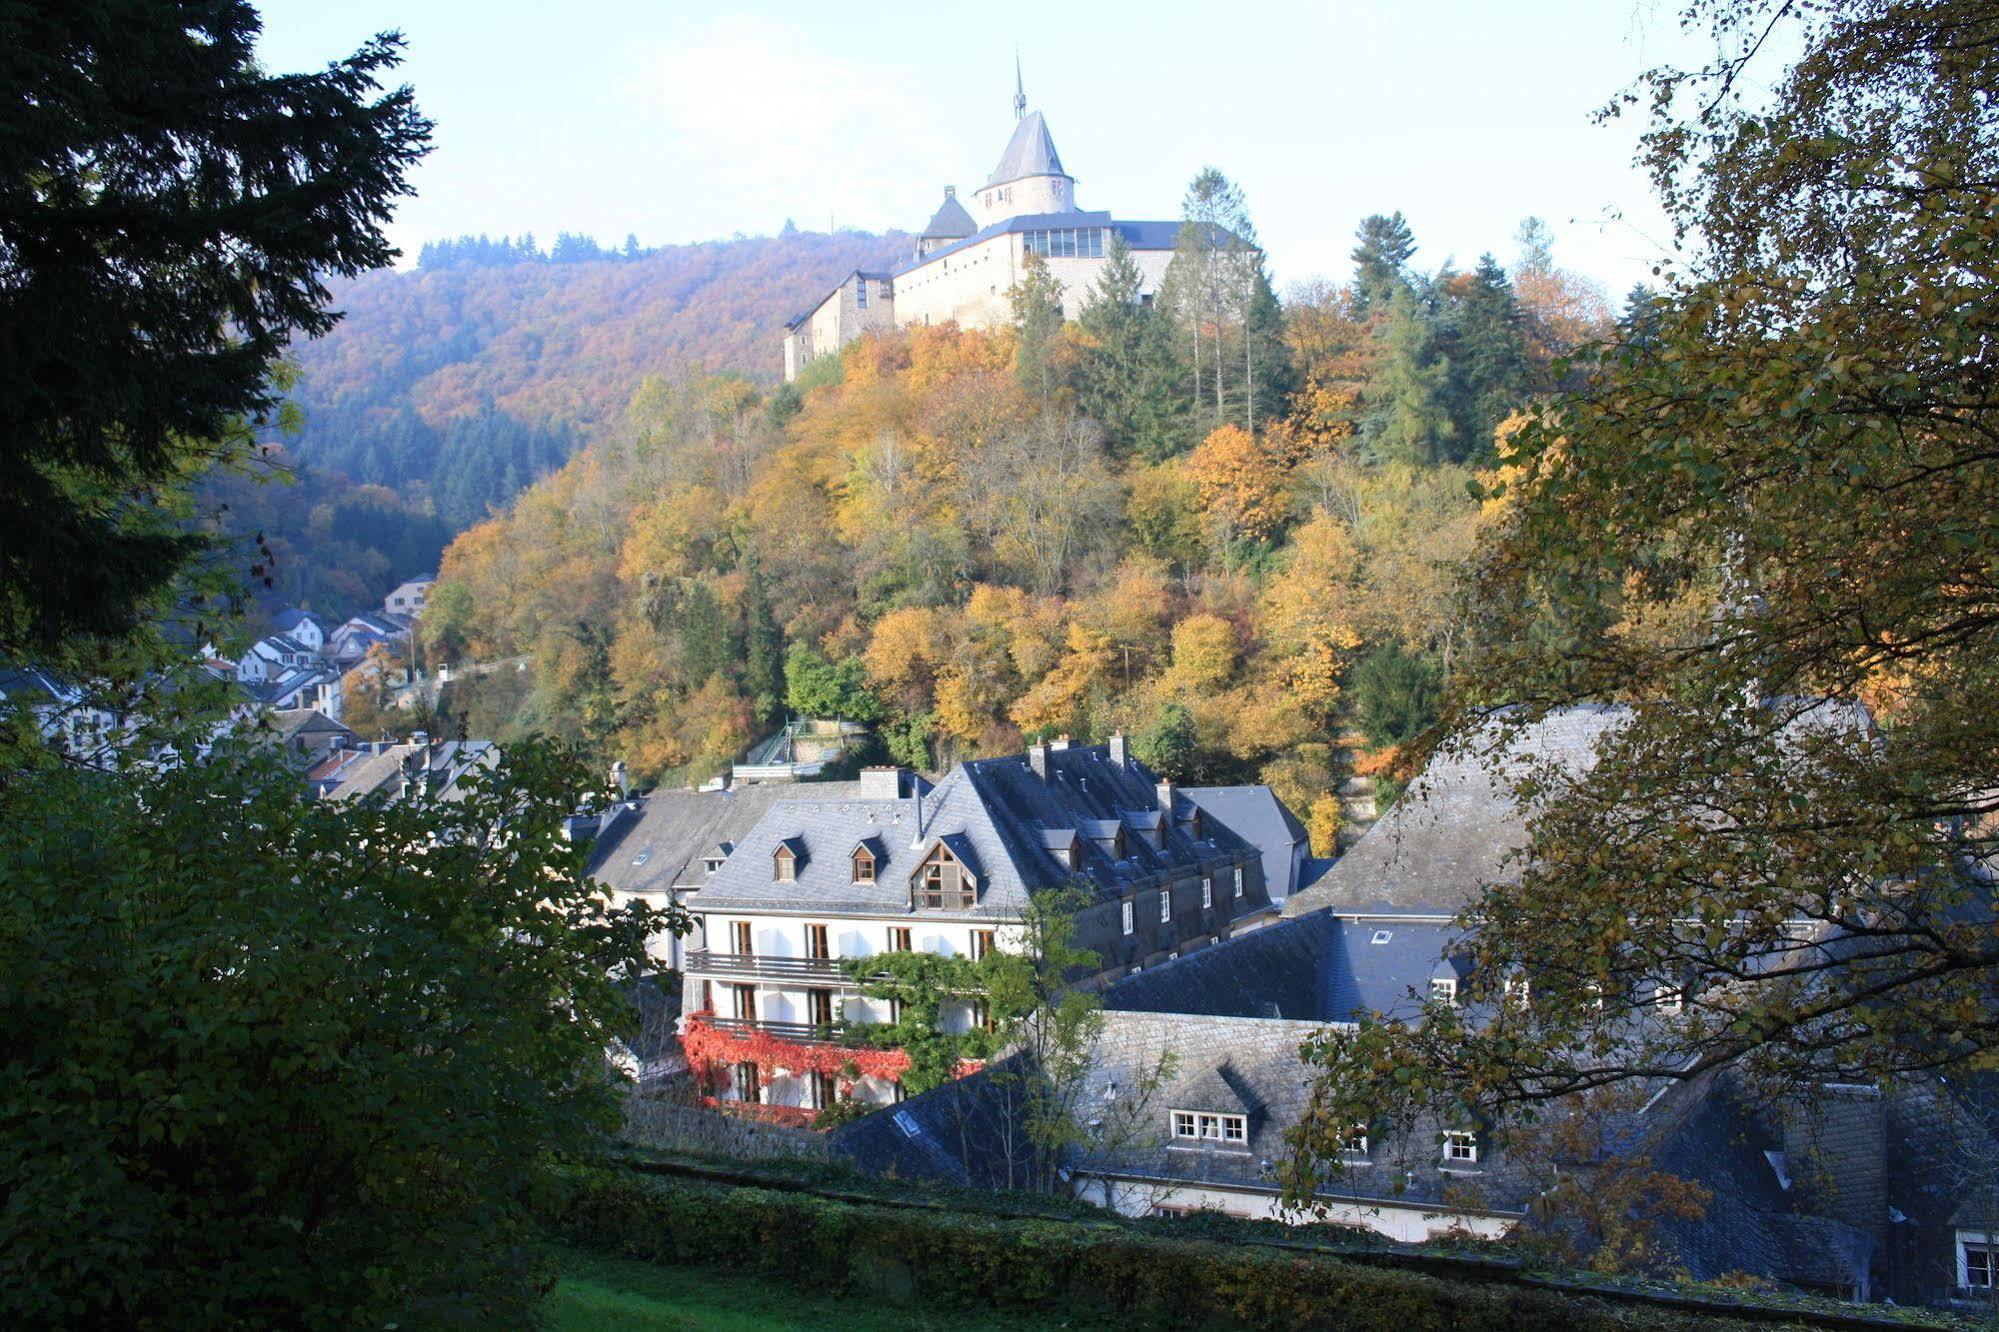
xmin=1013 ymin=49 xmax=1026 ymax=121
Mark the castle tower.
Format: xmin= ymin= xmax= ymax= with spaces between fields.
xmin=970 ymin=61 xmax=1075 ymax=227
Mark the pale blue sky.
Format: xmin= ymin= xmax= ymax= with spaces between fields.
xmin=254 ymin=1 xmax=1720 ymax=295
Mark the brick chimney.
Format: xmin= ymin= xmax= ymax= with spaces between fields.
xmin=859 ymin=765 xmax=906 ymax=800
xmin=1028 ymin=742 xmax=1049 ymax=780
xmin=1108 ymin=731 xmax=1128 ymax=767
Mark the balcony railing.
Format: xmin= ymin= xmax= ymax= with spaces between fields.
xmin=684 ymin=949 xmax=877 ymax=985
xmin=702 ymin=1014 xmax=846 ymax=1044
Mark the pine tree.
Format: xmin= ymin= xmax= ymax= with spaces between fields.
xmin=1619 ymin=283 xmax=1663 ymax=351
xmin=1075 ymin=234 xmax=1148 ymax=448
xmin=1008 ymin=252 xmax=1066 ymax=399
xmin=1350 ymin=212 xmax=1417 ymax=316
xmin=1445 ymin=255 xmax=1531 ymax=462
xmin=1365 ymin=284 xmax=1455 ymax=465
xmin=679 ymin=580 xmax=726 ymax=686
xmin=1514 ymin=215 xmax=1556 ymax=279
xmin=742 ymin=562 xmax=784 ymax=727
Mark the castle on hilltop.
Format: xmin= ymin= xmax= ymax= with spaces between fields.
xmin=781 ymin=67 xmax=1183 ymax=382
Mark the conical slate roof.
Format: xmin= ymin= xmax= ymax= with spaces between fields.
xmin=921 ymin=188 xmax=976 ymax=239
xmin=984 ymin=110 xmax=1067 ymax=188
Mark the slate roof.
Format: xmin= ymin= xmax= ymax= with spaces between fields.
xmin=1184 ymin=785 xmax=1308 ymax=901
xmin=1648 ymin=1078 xmax=1876 ymax=1291
xmin=320 ymin=739 xmax=496 ymax=802
xmin=271 ymin=609 xmax=333 ymax=638
xmin=985 ymin=110 xmax=1067 ymax=187
xmin=269 ymin=708 xmax=353 ymax=744
xmin=583 ymin=780 xmax=876 ymax=899
xmin=1287 ymin=700 xmax=1874 ymax=920
xmin=694 ymin=744 xmax=1263 ymax=919
xmin=1101 ymin=909 xmax=1471 ymax=1025
xmin=829 ymin=1052 xmax=1041 ymax=1191
xmin=920 ymin=189 xmax=976 ymax=239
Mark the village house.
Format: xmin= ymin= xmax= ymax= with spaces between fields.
xmin=680 ymin=737 xmax=1280 ymax=1117
xmin=383 ymin=575 xmax=434 ymax=619
xmin=781 ymin=68 xmax=1190 ymax=382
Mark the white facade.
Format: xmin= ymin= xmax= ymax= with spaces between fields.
xmin=1077 ymin=1178 xmax=1518 ymax=1244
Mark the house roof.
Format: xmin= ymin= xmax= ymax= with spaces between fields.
xmin=583 ymin=781 xmax=873 ymax=899
xmin=920 ymin=189 xmax=977 ymax=239
xmin=985 ymin=110 xmax=1068 ymax=188
xmin=693 ymin=743 xmax=1261 ymax=918
xmin=269 ymin=708 xmax=354 ymax=743
xmin=320 ymin=739 xmax=496 ymax=802
xmin=829 ymin=1052 xmax=1041 ymax=1190
xmin=1184 ymin=785 xmax=1308 ymax=901
xmin=1287 ymin=700 xmax=1873 ymax=920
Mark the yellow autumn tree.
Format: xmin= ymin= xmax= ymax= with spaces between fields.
xmin=1185 ymin=424 xmax=1289 ymax=544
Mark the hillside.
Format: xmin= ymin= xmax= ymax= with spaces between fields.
xmin=422 ymin=214 xmax=1620 ymax=833
xmin=214 ymin=229 xmax=905 ymax=616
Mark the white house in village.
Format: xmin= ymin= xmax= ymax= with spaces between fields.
xmin=384 ymin=575 xmax=434 ymax=619
xmin=678 ymin=740 xmax=1279 ymax=1117
xmin=782 ymin=72 xmax=1185 ymax=382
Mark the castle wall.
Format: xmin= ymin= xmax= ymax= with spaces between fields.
xmin=891 ymin=233 xmax=1020 ymax=331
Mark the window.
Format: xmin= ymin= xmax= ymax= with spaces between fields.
xmin=913 ymin=844 xmax=974 ymax=910
xmin=856 ymin=279 xmax=868 ymax=309
xmin=1159 ymin=888 xmax=1172 ymax=923
xmin=774 ymin=846 xmax=796 ymax=882
xmin=1233 ymin=865 xmax=1244 ymax=898
xmin=699 ymin=978 xmax=712 ymax=1013
xmin=702 ymin=855 xmax=725 ymax=875
xmin=852 ymin=850 xmax=875 ymax=883
xmin=888 ymin=996 xmax=904 ymax=1025
xmin=1430 ymin=977 xmax=1458 ymax=1007
xmin=1171 ymin=1111 xmax=1248 ymax=1145
xmin=1121 ymin=900 xmax=1134 ymax=936
xmin=1443 ymin=1131 xmax=1479 ymax=1164
xmin=888 ymin=926 xmax=912 ymax=952
xmin=971 ymin=929 xmax=996 ymax=961
xmin=1962 ymin=1233 xmax=1996 ymax=1289
xmin=733 ymin=1060 xmax=761 ymax=1104
xmin=811 ymin=1070 xmax=837 ymax=1110
xmin=1655 ymin=983 xmax=1684 ymax=1014
xmin=878 ymin=280 xmax=892 ymax=300
xmin=732 ymin=984 xmax=757 ymax=1022
xmin=1021 ymin=227 xmax=1105 ymax=259
xmin=806 ymin=924 xmax=830 ymax=960
xmin=1202 ymin=876 xmax=1213 ymax=909
xmin=971 ymin=1000 xmax=994 ymax=1033
xmin=1343 ymin=1127 xmax=1370 ymax=1158
xmin=731 ymin=921 xmax=753 ymax=956
xmin=1505 ymin=977 xmax=1531 ymax=1009
xmin=807 ymin=988 xmax=833 ymax=1028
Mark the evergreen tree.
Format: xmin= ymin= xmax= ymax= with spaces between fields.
xmin=0 ymin=1 xmax=430 ymax=652
xmin=1350 ymin=212 xmax=1417 ymax=315
xmin=1074 ymin=234 xmax=1148 ymax=448
xmin=742 ymin=562 xmax=784 ymax=727
xmin=1444 ymin=255 xmax=1531 ymax=462
xmin=1007 ymin=252 xmax=1066 ymax=399
xmin=1365 ymin=284 xmax=1455 ymax=465
xmin=622 ymin=232 xmax=642 ymax=259
xmin=1619 ymin=282 xmax=1663 ymax=351
xmin=1514 ymin=215 xmax=1556 ymax=279
xmin=679 ymin=580 xmax=727 ymax=686
xmin=1129 ymin=300 xmax=1193 ymax=461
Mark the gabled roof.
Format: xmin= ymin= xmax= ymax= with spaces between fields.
xmin=920 ymin=189 xmax=976 ymax=239
xmin=1184 ymin=785 xmax=1309 ymax=901
xmin=583 ymin=782 xmax=871 ymax=898
xmin=272 ymin=608 xmax=334 ymax=636
xmin=985 ymin=110 xmax=1068 ymax=187
xmin=852 ymin=833 xmax=886 ymax=862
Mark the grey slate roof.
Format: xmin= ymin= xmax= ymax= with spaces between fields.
xmin=694 ymin=744 xmax=1263 ymax=919
xmin=920 ymin=189 xmax=976 ymax=239
xmin=583 ymin=780 xmax=875 ymax=899
xmin=1285 ymin=705 xmax=1625 ymax=917
xmin=272 ymin=608 xmax=334 ymax=638
xmin=321 ymin=739 xmax=496 ymax=803
xmin=1101 ymin=909 xmax=1470 ymax=1025
xmin=985 ymin=110 xmax=1067 ymax=187
xmin=1184 ymin=785 xmax=1308 ymax=901
xmin=829 ymin=1052 xmax=1041 ymax=1191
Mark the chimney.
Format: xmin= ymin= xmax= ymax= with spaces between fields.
xmin=611 ymin=759 xmax=629 ymax=799
xmin=410 ymin=730 xmax=428 ymax=747
xmin=1050 ymin=733 xmax=1071 ymax=751
xmin=859 ymin=765 xmax=905 ymax=800
xmin=1157 ymin=779 xmax=1175 ymax=817
xmin=945 ymin=185 xmax=956 ymax=198
xmin=1028 ymin=742 xmax=1049 ymax=780
xmin=1108 ymin=731 xmax=1128 ymax=767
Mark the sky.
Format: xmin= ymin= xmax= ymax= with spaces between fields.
xmin=252 ymin=0 xmax=1720 ymax=296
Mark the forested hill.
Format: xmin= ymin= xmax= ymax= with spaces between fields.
xmin=288 ymin=229 xmax=907 ymax=531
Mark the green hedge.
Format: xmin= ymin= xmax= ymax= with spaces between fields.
xmin=548 ymin=1167 xmax=1779 ymax=1331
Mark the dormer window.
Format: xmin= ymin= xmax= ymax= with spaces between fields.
xmin=1430 ymin=977 xmax=1458 ymax=1007
xmin=1443 ymin=1130 xmax=1479 ymax=1165
xmin=702 ymin=855 xmax=725 ymax=875
xmin=1201 ymin=876 xmax=1213 ymax=909
xmin=1505 ymin=977 xmax=1531 ymax=1009
xmin=1171 ymin=1110 xmax=1247 ymax=1145
xmin=912 ymin=841 xmax=976 ymax=910
xmin=774 ymin=846 xmax=797 ymax=883
xmin=1342 ymin=1126 xmax=1370 ymax=1159
xmin=1232 ymin=865 xmax=1243 ymax=897
xmin=853 ymin=849 xmax=876 ymax=883
xmin=1654 ymin=983 xmax=1684 ymax=1014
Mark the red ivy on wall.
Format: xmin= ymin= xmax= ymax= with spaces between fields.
xmin=681 ymin=1014 xmax=912 ymax=1085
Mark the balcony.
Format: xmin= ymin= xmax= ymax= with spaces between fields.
xmin=701 ymin=1013 xmax=846 ymax=1044
xmin=683 ymin=949 xmax=871 ymax=985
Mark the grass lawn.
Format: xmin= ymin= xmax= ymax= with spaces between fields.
xmin=543 ymin=1247 xmax=1116 ymax=1331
